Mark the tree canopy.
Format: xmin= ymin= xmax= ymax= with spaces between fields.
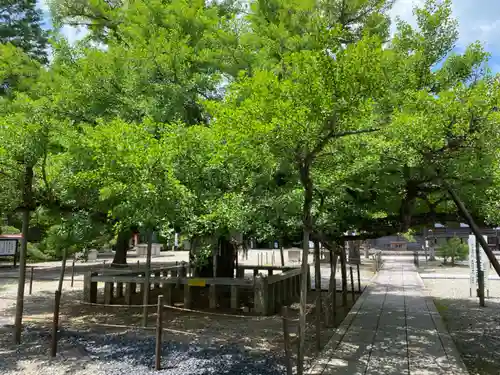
xmin=0 ymin=0 xmax=499 ymax=264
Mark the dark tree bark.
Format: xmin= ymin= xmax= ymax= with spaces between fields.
xmin=112 ymin=228 xmax=132 ymax=265
xmin=195 ymin=236 xmax=236 ymax=278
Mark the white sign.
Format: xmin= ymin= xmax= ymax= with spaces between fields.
xmin=0 ymin=240 xmax=17 ymax=256
xmin=469 ymin=235 xmax=490 ymax=294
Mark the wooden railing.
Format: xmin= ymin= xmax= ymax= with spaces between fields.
xmin=83 ymin=262 xmax=306 ymax=316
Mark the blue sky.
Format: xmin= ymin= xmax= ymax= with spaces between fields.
xmin=38 ymin=0 xmax=500 ymax=72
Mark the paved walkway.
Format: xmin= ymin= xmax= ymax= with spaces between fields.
xmin=307 ymin=259 xmax=469 ymax=375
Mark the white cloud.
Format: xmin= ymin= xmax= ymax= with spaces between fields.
xmin=389 ymin=0 xmax=500 ymax=53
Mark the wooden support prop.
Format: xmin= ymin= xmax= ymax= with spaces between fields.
xmin=71 ymin=259 xmax=75 ymax=287
xmin=357 ymin=264 xmax=361 ymax=293
xmin=116 ymin=282 xmax=124 ymax=298
xmin=155 ymin=295 xmax=163 ymax=371
xmin=447 ymin=185 xmax=500 ymax=277
xmin=29 ymin=267 xmax=34 ymax=295
xmin=50 ymin=290 xmax=62 ymax=358
xmin=83 ymin=272 xmax=98 ymax=303
xmin=282 ymin=306 xmax=293 ymax=375
xmin=254 ymin=276 xmax=269 ymax=315
xmin=163 ymin=284 xmax=173 ymax=306
xmin=350 ymin=266 xmax=355 ymax=303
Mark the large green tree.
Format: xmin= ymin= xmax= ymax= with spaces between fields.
xmin=0 ymin=0 xmax=49 ymax=63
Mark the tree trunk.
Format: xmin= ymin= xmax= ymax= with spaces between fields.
xmin=340 ymin=243 xmax=348 ymax=307
xmin=142 ymin=229 xmax=153 ymax=327
xmin=112 ymin=228 xmax=131 ymax=265
xmin=195 ymin=236 xmax=236 ymax=278
xmin=14 ymin=208 xmax=29 ymax=344
xmin=57 ymin=248 xmax=68 ymax=294
xmin=14 ymin=165 xmax=34 ymax=345
xmin=314 ymin=240 xmax=321 ymax=352
xmin=297 ymin=161 xmax=313 ymax=375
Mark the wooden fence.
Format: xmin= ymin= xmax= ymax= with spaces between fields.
xmin=83 ymin=263 xmax=306 ymax=315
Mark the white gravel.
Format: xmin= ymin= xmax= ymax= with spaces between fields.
xmin=423 ymin=276 xmax=500 ymax=375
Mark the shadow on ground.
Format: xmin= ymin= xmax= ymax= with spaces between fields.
xmin=434 ymin=296 xmax=500 ymax=375
xmin=0 ymin=282 xmax=361 ymax=374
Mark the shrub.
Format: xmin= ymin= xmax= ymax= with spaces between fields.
xmin=437 ymin=237 xmax=468 ymax=265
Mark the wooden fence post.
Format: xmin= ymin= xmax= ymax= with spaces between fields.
xmin=349 ymin=266 xmax=355 ymax=303
xmin=29 ymin=267 xmax=34 ymax=295
xmin=71 ymin=259 xmax=75 ymax=287
xmin=282 ymin=306 xmax=293 ymax=375
xmin=357 ymin=264 xmax=361 ymax=293
xmin=155 ymin=295 xmax=163 ymax=370
xmin=50 ymin=290 xmax=62 ymax=358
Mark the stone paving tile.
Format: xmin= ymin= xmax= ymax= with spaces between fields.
xmin=306 ymin=259 xmax=469 ymax=375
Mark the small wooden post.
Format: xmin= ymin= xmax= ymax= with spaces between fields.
xmin=209 ymin=284 xmax=217 ymax=309
xmin=282 ymin=306 xmax=293 ymax=375
xmin=155 ymin=295 xmax=163 ymax=371
xmin=50 ymin=290 xmax=62 ymax=357
xmin=184 ymin=284 xmax=192 ymax=309
xmin=104 ymin=282 xmax=114 ymax=305
xmin=137 ymin=260 xmax=140 ymax=268
xmin=29 ymin=267 xmax=34 ymax=295
xmin=357 ymin=264 xmax=361 ymax=293
xmin=71 ymin=259 xmax=75 ymax=287
xmin=349 ymin=266 xmax=355 ymax=303
xmin=230 ymin=285 xmax=239 ymax=309
xmin=164 ymin=284 xmax=173 ymax=306
xmin=266 ymin=252 xmax=269 ymax=265
xmin=332 ymin=278 xmax=337 ymax=323
xmin=254 ymin=276 xmax=269 ymax=315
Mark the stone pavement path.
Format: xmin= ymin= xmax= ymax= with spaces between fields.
xmin=306 ymin=259 xmax=469 ymax=375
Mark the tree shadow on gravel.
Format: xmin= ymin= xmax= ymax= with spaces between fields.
xmin=1 ymin=283 xmax=362 ymax=374
xmin=0 ymin=326 xmax=287 ymax=375
xmin=433 ymin=296 xmax=500 ymax=375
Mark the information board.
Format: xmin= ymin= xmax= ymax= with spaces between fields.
xmin=469 ymin=234 xmax=490 ymax=295
xmin=0 ymin=239 xmax=17 ymax=256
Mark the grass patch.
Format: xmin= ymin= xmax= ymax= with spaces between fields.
xmin=433 ymin=299 xmax=449 ymax=323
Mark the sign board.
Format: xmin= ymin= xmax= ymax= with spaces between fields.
xmin=188 ymin=278 xmax=206 ymax=287
xmin=469 ymin=235 xmax=490 ymax=295
xmin=0 ymin=239 xmax=17 ymax=256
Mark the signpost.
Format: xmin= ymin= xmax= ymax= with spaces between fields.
xmin=469 ymin=234 xmax=489 ymax=302
xmin=0 ymin=234 xmax=21 ymax=267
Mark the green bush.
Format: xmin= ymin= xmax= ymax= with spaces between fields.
xmin=27 ymin=242 xmax=51 ymax=262
xmin=1 ymin=225 xmax=20 ymax=234
xmin=437 ymin=237 xmax=468 ymax=266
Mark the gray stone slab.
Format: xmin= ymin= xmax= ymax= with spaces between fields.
xmin=306 ymin=260 xmax=469 ymax=375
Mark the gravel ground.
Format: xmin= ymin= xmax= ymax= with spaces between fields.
xmin=423 ymin=277 xmax=500 ymax=375
xmin=0 ymin=256 xmax=373 ymax=375
xmin=0 ymin=326 xmax=286 ymax=375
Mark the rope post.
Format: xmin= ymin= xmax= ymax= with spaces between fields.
xmin=155 ymin=295 xmax=163 ymax=371
xmin=349 ymin=266 xmax=355 ymax=303
xmin=50 ymin=290 xmax=62 ymax=358
xmin=71 ymin=259 xmax=75 ymax=287
xmin=281 ymin=306 xmax=293 ymax=375
xmin=29 ymin=267 xmax=34 ymax=295
xmin=356 ymin=264 xmax=361 ymax=293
